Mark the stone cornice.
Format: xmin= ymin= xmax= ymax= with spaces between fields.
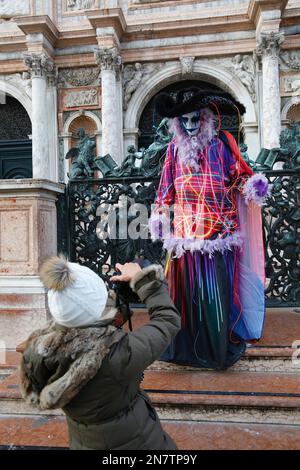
xmin=122 ymin=38 xmax=259 ymax=63
xmin=2 ymin=32 xmax=300 ymax=74
xmin=1 ymin=5 xmax=300 ymax=55
xmin=0 ymin=179 xmax=65 ymax=195
xmin=248 ymin=0 xmax=289 ymax=25
xmin=128 ymin=0 xmax=210 ymax=10
xmin=282 ymin=7 xmax=300 ymax=26
xmin=124 ymin=14 xmax=253 ymax=40
xmin=0 ymin=36 xmax=27 ymax=53
xmin=14 ymin=15 xmax=59 ymax=48
xmin=86 ymin=8 xmax=126 ymax=41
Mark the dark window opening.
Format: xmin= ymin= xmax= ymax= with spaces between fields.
xmin=0 ymin=95 xmax=32 ymax=179
xmin=138 ymin=80 xmax=244 ymax=150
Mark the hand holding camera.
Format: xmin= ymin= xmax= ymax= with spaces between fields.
xmin=110 ymin=262 xmax=142 ymax=283
xmin=110 ymin=262 xmax=144 ymax=329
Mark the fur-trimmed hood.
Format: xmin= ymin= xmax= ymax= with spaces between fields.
xmin=20 ymin=290 xmax=123 ymax=411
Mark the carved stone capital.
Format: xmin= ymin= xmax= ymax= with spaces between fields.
xmin=23 ymin=53 xmax=55 ymax=79
xmin=256 ymin=32 xmax=284 ymax=61
xmin=95 ymin=47 xmax=122 ymax=75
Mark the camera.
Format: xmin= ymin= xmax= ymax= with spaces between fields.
xmin=109 ymin=258 xmax=152 ymax=330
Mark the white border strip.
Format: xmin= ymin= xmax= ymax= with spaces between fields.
xmin=0 ymin=276 xmax=45 ymax=294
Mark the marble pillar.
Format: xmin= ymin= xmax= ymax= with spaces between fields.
xmin=256 ymin=32 xmax=284 ymax=149
xmin=241 ymin=122 xmax=260 ymax=159
xmin=23 ymin=53 xmax=55 ymax=179
xmin=95 ymin=47 xmax=122 ymax=163
xmin=47 ymin=72 xmax=59 ymax=182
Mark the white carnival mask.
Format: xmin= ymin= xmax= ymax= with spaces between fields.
xmin=179 ymin=111 xmax=201 ymax=136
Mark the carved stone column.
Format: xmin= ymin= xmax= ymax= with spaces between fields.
xmin=47 ymin=70 xmax=59 ymax=182
xmin=23 ymin=53 xmax=55 ymax=179
xmin=256 ymin=32 xmax=284 ymax=149
xmin=95 ymin=47 xmax=122 ymax=163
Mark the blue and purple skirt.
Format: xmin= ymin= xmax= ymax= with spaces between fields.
xmin=161 ymin=249 xmax=247 ymax=370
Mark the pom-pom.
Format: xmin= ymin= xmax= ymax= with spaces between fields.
xmin=243 ymin=174 xmax=271 ymax=206
xmin=252 ymin=176 xmax=269 ymax=197
xmin=39 ymin=255 xmax=75 ymax=291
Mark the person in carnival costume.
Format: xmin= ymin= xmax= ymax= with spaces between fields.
xmin=149 ymin=88 xmax=270 ymax=370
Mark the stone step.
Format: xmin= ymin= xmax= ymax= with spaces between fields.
xmin=142 ymin=369 xmax=300 ymax=408
xmin=0 ymin=414 xmax=300 ymax=450
xmin=2 ymin=367 xmax=300 ymax=425
xmin=141 ymin=369 xmax=300 ymax=425
xmin=150 ymin=346 xmax=298 ymax=373
xmin=3 ymin=367 xmax=300 ymax=408
xmin=129 ymin=308 xmax=300 ymax=372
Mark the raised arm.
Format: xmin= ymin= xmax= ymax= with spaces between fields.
xmin=222 ymin=130 xmax=270 ymax=206
xmin=149 ymin=143 xmax=175 ymax=240
xmin=109 ymin=264 xmax=180 ymax=382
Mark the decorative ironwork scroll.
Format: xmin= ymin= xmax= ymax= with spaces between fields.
xmin=68 ymin=176 xmax=164 ymax=284
xmin=262 ymin=169 xmax=300 ymax=307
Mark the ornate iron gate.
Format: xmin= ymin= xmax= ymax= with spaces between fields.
xmin=262 ymin=169 xmax=300 ymax=307
xmin=66 ymin=176 xmax=164 ymax=284
xmin=58 ymin=169 xmax=300 ymax=308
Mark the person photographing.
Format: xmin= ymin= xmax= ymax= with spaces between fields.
xmin=20 ymin=257 xmax=180 ymax=450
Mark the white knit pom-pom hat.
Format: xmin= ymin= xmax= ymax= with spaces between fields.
xmin=39 ymin=256 xmax=108 ymax=328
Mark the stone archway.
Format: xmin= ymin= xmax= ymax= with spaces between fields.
xmin=124 ymin=61 xmax=259 ymax=158
xmin=0 ymin=80 xmax=32 ymax=178
xmin=281 ymin=96 xmax=300 ymax=122
xmin=62 ymin=110 xmax=102 ymax=182
xmin=0 ymin=79 xmax=32 ymax=121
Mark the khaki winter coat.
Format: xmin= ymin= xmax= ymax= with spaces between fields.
xmin=20 ymin=264 xmax=181 ymax=450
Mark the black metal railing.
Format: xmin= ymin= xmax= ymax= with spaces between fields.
xmin=58 ymin=168 xmax=300 ymax=308
xmin=66 ymin=176 xmax=164 ymax=284
xmin=262 ymin=169 xmax=300 ymax=307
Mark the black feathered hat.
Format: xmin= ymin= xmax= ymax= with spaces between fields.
xmin=155 ymin=87 xmax=246 ymax=118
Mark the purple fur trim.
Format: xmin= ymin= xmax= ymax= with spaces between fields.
xmin=243 ymin=174 xmax=271 ymax=206
xmin=253 ymin=178 xmax=269 ymax=196
xmin=149 ymin=212 xmax=170 ymax=240
xmin=163 ymin=231 xmax=243 ymax=259
xmin=168 ymin=108 xmax=217 ymax=169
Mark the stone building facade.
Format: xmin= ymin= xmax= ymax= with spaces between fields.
xmin=0 ymin=0 xmax=300 ymax=347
